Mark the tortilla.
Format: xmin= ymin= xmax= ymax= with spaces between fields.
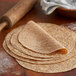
xmin=3 ymin=21 xmax=76 ymax=64
xmin=18 ymin=21 xmax=67 ymax=54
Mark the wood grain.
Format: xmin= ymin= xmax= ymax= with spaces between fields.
xmin=0 ymin=0 xmax=76 ymax=76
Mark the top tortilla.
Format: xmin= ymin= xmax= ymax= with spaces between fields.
xmin=18 ymin=21 xmax=67 ymax=54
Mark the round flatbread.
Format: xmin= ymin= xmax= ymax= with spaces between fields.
xmin=3 ymin=22 xmax=76 ymax=65
xmin=18 ymin=21 xmax=67 ymax=54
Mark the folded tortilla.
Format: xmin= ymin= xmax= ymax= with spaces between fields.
xmin=18 ymin=21 xmax=67 ymax=54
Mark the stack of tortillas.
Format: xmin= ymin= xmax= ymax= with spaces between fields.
xmin=3 ymin=21 xmax=76 ymax=73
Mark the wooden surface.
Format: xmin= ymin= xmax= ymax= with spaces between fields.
xmin=0 ymin=0 xmax=76 ymax=76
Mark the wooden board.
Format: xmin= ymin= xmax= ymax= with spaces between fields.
xmin=0 ymin=0 xmax=76 ymax=76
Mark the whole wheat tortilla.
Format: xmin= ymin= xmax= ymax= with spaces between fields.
xmin=4 ymin=22 xmax=76 ymax=64
xmin=18 ymin=21 xmax=67 ymax=54
xmin=16 ymin=54 xmax=76 ymax=73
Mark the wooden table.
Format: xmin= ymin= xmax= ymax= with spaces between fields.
xmin=0 ymin=0 xmax=76 ymax=76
